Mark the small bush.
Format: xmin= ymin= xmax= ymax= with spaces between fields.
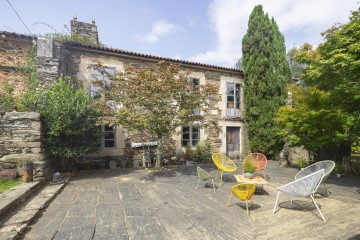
xmin=334 ymin=164 xmax=345 ymax=174
xmin=295 ymin=158 xmax=308 ymax=168
xmin=193 ymin=141 xmax=212 ymax=162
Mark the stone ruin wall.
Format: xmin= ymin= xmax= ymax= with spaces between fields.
xmin=0 ymin=112 xmax=51 ymax=179
xmin=0 ymin=33 xmax=34 ymax=101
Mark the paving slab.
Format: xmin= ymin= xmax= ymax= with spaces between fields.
xmin=19 ymin=161 xmax=360 ymax=240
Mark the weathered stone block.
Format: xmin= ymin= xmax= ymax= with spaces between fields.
xmin=0 ymin=153 xmax=45 ymax=163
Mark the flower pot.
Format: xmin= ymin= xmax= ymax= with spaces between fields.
xmin=336 ymin=173 xmax=342 ymax=178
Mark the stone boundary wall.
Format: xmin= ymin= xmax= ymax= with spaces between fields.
xmin=0 ymin=112 xmax=51 ymax=179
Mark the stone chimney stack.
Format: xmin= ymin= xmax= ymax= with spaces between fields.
xmin=70 ymin=16 xmax=99 ymax=45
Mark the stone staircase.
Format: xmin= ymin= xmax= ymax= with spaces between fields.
xmin=0 ymin=180 xmax=67 ymax=239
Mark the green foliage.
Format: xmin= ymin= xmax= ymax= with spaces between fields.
xmin=242 ymin=5 xmax=292 ymax=158
xmin=295 ymin=158 xmax=308 ymax=168
xmin=0 ymin=179 xmax=23 ymax=193
xmin=184 ymin=143 xmax=193 ymax=161
xmin=0 ymin=45 xmax=39 ymax=112
xmin=96 ymin=61 xmax=217 ymax=167
xmin=287 ymin=47 xmax=307 ymax=79
xmin=17 ymin=45 xmax=40 ymax=111
xmin=0 ymin=84 xmax=15 ymax=111
xmin=193 ymin=141 xmax=212 ymax=162
xmin=39 ymin=77 xmax=102 ymax=170
xmin=276 ymin=7 xmax=360 ymax=154
xmin=243 ymin=159 xmax=256 ymax=173
xmin=334 ymin=163 xmax=345 ymax=174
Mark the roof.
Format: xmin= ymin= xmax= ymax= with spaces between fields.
xmin=0 ymin=31 xmax=35 ymax=40
xmin=0 ymin=31 xmax=242 ymax=74
xmin=64 ymin=41 xmax=243 ymax=74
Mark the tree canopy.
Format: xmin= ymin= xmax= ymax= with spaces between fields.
xmin=242 ymin=5 xmax=292 ymax=158
xmin=97 ymin=61 xmax=217 ymax=167
xmin=276 ymin=7 xmax=360 ymax=155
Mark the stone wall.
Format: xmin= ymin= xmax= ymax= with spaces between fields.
xmin=0 ymin=32 xmax=34 ymax=101
xmin=0 ymin=112 xmax=51 ymax=179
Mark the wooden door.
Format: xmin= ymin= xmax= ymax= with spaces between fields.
xmin=226 ymin=127 xmax=240 ymax=160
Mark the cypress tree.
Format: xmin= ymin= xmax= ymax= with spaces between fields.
xmin=242 ymin=5 xmax=291 ymax=158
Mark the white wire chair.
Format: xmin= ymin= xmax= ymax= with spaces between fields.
xmin=295 ymin=160 xmax=335 ymax=197
xmin=196 ymin=166 xmax=216 ymax=192
xmin=273 ymin=169 xmax=326 ymax=222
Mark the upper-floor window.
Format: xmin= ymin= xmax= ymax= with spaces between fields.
xmin=182 ymin=126 xmax=200 ymax=147
xmin=89 ymin=67 xmax=115 ymax=99
xmin=226 ymin=82 xmax=241 ymax=117
xmin=188 ymin=77 xmax=200 ymax=115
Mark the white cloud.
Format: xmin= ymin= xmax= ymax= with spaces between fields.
xmin=141 ymin=20 xmax=177 ymax=44
xmin=189 ymin=0 xmax=358 ymax=67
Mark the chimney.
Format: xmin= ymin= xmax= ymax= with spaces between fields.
xmin=70 ymin=16 xmax=99 ymax=45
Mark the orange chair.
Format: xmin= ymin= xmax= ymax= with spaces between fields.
xmin=212 ymin=153 xmax=237 ymax=186
xmin=243 ymin=153 xmax=267 ymax=178
xmin=227 ymin=183 xmax=256 ymax=216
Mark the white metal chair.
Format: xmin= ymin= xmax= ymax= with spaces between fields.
xmin=196 ymin=166 xmax=216 ymax=192
xmin=295 ymin=160 xmax=335 ymax=197
xmin=273 ymin=169 xmax=326 ymax=222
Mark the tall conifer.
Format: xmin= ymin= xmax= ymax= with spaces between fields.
xmin=242 ymin=5 xmax=291 ymax=157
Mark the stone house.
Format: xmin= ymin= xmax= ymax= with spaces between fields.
xmin=0 ymin=18 xmax=249 ymax=167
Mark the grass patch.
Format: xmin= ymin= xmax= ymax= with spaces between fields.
xmin=0 ymin=179 xmax=23 ymax=193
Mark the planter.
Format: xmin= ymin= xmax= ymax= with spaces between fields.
xmin=336 ymin=173 xmax=342 ymax=178
xmin=22 ymin=162 xmax=33 ymax=182
xmin=22 ymin=162 xmax=33 ymax=171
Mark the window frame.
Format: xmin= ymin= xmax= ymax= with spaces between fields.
xmin=181 ymin=125 xmax=200 ymax=148
xmin=88 ymin=66 xmax=116 ymax=100
xmin=101 ymin=125 xmax=116 ymax=149
xmin=226 ymin=82 xmax=241 ymax=117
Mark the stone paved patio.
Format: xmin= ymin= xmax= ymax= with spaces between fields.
xmin=21 ymin=160 xmax=360 ymax=240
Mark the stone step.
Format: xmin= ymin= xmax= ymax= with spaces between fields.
xmin=0 ymin=181 xmax=67 ymax=240
xmin=0 ymin=181 xmax=44 ymax=219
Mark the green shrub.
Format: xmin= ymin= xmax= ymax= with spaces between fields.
xmin=295 ymin=158 xmax=308 ymax=168
xmin=193 ymin=140 xmax=212 ymax=162
xmin=334 ymin=163 xmax=345 ymax=174
xmin=39 ymin=77 xmax=102 ymax=171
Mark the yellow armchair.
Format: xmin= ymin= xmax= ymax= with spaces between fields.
xmin=212 ymin=153 xmax=237 ymax=186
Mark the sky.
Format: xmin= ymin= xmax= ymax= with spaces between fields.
xmin=1 ymin=0 xmax=358 ymax=68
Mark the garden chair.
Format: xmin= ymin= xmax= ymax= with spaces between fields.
xmin=226 ymin=183 xmax=256 ymax=217
xmin=295 ymin=160 xmax=335 ymax=197
xmin=212 ymin=153 xmax=237 ymax=186
xmin=243 ymin=153 xmax=267 ymax=178
xmin=273 ymin=169 xmax=326 ymax=222
xmin=196 ymin=166 xmax=216 ymax=192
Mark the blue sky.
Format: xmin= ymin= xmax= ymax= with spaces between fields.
xmin=1 ymin=0 xmax=358 ymax=68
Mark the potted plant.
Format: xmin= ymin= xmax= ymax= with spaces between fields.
xmin=243 ymin=159 xmax=256 ymax=177
xmin=335 ymin=164 xmax=345 ymax=178
xmin=296 ymin=158 xmax=308 ymax=170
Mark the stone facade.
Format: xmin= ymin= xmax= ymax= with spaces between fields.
xmin=70 ymin=17 xmax=99 ymax=45
xmin=0 ymin=112 xmax=51 ymax=179
xmin=0 ymin=32 xmax=34 ymax=101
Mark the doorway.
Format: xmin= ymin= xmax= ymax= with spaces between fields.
xmin=226 ymin=127 xmax=240 ymax=160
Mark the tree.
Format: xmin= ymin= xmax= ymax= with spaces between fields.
xmin=287 ymin=46 xmax=306 ymax=79
xmin=242 ymin=5 xmax=292 ymax=158
xmin=96 ymin=61 xmax=216 ymax=168
xmin=276 ymin=7 xmax=360 ymax=157
xmin=39 ymin=77 xmax=102 ymax=171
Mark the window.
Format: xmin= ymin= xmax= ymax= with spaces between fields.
xmin=89 ymin=67 xmax=115 ymax=99
xmin=101 ymin=125 xmax=116 ymax=148
xmin=188 ymin=77 xmax=200 ymax=115
xmin=182 ymin=126 xmax=200 ymax=147
xmin=226 ymin=82 xmax=241 ymax=117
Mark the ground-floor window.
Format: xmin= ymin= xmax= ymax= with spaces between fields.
xmin=182 ymin=126 xmax=200 ymax=147
xmin=102 ymin=125 xmax=116 ymax=148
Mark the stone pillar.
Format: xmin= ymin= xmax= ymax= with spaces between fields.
xmin=37 ymin=37 xmax=60 ymax=88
